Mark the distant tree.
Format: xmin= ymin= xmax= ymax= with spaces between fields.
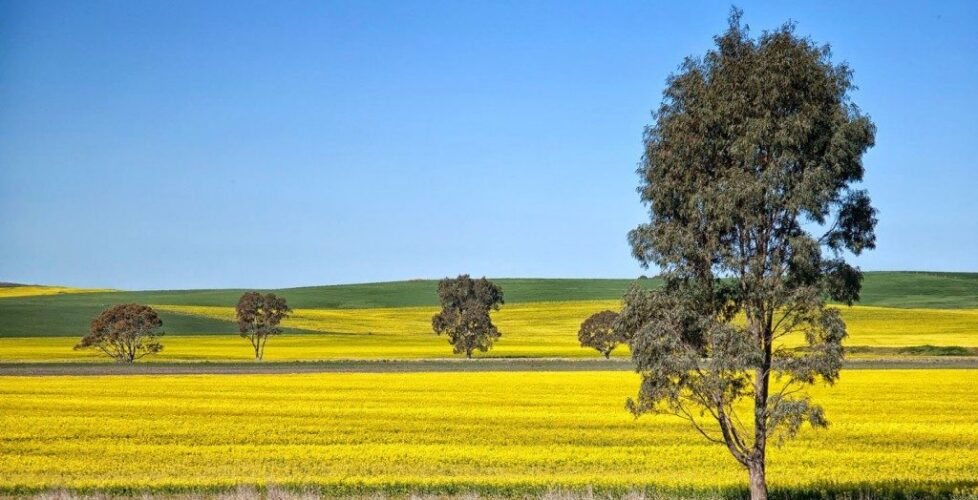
xmin=578 ymin=310 xmax=621 ymax=358
xmin=621 ymin=10 xmax=877 ymax=500
xmin=235 ymin=292 xmax=291 ymax=361
xmin=431 ymin=275 xmax=504 ymax=358
xmin=75 ymin=304 xmax=164 ymax=363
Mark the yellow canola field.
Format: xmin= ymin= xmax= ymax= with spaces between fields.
xmin=1 ymin=370 xmax=977 ymax=494
xmin=1 ymin=301 xmax=976 ymax=362
xmin=155 ymin=301 xmax=611 ymax=339
xmin=0 ymin=285 xmax=114 ymax=299
xmin=0 ymin=332 xmax=601 ymax=362
xmin=1 ymin=301 xmax=625 ymax=362
xmin=822 ymin=305 xmax=978 ymax=346
xmin=154 ymin=302 xmax=978 ymax=348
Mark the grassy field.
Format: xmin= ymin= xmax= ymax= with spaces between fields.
xmin=857 ymin=271 xmax=978 ymax=308
xmin=1 ymin=369 xmax=976 ymax=496
xmin=0 ymin=296 xmax=262 ymax=339
xmin=2 ymin=272 xmax=977 ymax=338
xmin=2 ymin=301 xmax=977 ymax=363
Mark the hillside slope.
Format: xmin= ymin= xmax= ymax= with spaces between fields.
xmin=0 ymin=278 xmax=657 ymax=337
xmin=858 ymin=272 xmax=978 ymax=308
xmin=0 ymin=272 xmax=975 ymax=337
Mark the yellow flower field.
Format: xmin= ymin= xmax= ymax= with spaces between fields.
xmin=151 ymin=301 xmax=623 ymax=340
xmin=1 ymin=370 xmax=976 ymax=495
xmin=0 ymin=285 xmax=114 ymax=298
xmin=153 ymin=301 xmax=978 ymax=348
xmin=0 ymin=333 xmax=605 ymax=362
xmin=817 ymin=305 xmax=978 ymax=347
xmin=1 ymin=301 xmax=976 ymax=362
xmin=1 ymin=301 xmax=632 ymax=362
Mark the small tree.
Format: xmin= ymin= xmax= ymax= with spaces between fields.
xmin=622 ymin=10 xmax=876 ymax=500
xmin=75 ymin=304 xmax=164 ymax=363
xmin=235 ymin=292 xmax=291 ymax=361
xmin=578 ymin=310 xmax=621 ymax=358
xmin=431 ymin=275 xmax=504 ymax=358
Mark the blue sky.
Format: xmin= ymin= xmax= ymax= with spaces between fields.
xmin=1 ymin=1 xmax=975 ymax=289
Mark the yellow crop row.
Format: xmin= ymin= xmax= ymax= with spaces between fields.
xmin=1 ymin=370 xmax=976 ymax=493
xmin=0 ymin=333 xmax=600 ymax=362
xmin=0 ymin=285 xmax=114 ymax=299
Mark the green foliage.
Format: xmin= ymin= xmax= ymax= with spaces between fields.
xmin=623 ymin=9 xmax=877 ymax=497
xmin=74 ymin=304 xmax=164 ymax=363
xmin=431 ymin=275 xmax=505 ymax=358
xmin=236 ymin=292 xmax=291 ymax=361
xmin=898 ymin=345 xmax=973 ymax=356
xmin=578 ymin=310 xmax=622 ymax=358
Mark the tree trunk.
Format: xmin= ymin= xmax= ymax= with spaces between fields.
xmin=748 ymin=313 xmax=772 ymax=500
xmin=747 ymin=460 xmax=768 ymax=500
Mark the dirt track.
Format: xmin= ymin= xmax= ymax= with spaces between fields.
xmin=1 ymin=357 xmax=977 ymax=376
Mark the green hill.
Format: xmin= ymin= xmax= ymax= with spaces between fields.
xmin=0 ymin=278 xmax=659 ymax=337
xmin=0 ymin=272 xmax=975 ymax=337
xmin=857 ymin=272 xmax=978 ymax=308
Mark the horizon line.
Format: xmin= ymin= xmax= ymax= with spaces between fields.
xmin=4 ymin=269 xmax=978 ymax=293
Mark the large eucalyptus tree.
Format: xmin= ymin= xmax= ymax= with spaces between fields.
xmin=431 ymin=275 xmax=504 ymax=358
xmin=621 ymin=10 xmax=877 ymax=499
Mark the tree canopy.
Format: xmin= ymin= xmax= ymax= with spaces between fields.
xmin=431 ymin=275 xmax=504 ymax=358
xmin=75 ymin=303 xmax=164 ymax=363
xmin=578 ymin=310 xmax=622 ymax=358
xmin=621 ymin=10 xmax=877 ymax=500
xmin=235 ymin=292 xmax=291 ymax=361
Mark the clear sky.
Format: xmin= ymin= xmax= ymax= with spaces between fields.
xmin=1 ymin=1 xmax=975 ymax=289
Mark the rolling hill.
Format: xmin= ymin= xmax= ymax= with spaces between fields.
xmin=0 ymin=272 xmax=975 ymax=337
